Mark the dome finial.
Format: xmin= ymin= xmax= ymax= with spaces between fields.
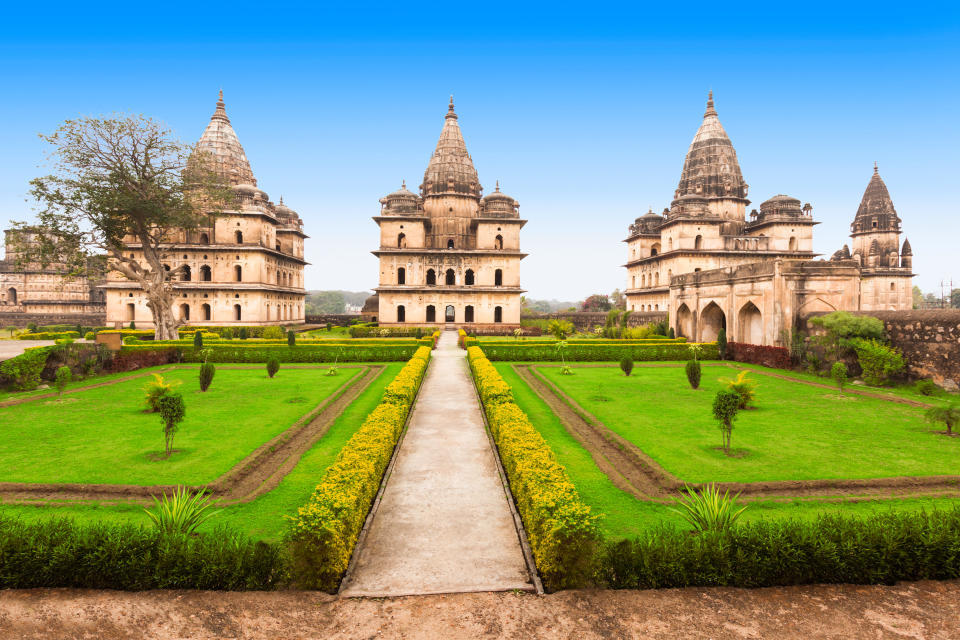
xmin=446 ymin=95 xmax=457 ymax=119
xmin=495 ymin=180 xmax=500 ymax=192
xmin=401 ymin=179 xmax=406 ymax=189
xmin=704 ymin=90 xmax=717 ymax=118
xmin=874 ymin=161 xmax=879 ymax=174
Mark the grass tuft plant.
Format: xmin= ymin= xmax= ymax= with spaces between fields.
xmin=143 ymin=373 xmax=181 ymax=412
xmin=668 ymin=483 xmax=747 ymax=533
xmin=719 ymin=370 xmax=756 ymax=408
xmin=144 ymin=485 xmax=221 ymax=535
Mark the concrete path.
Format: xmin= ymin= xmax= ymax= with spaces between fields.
xmin=340 ymin=331 xmax=533 ymax=597
xmin=0 ymin=340 xmax=55 ymax=361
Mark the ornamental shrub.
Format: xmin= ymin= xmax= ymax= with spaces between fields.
xmin=916 ymin=379 xmax=939 ymax=396
xmin=716 ymin=328 xmax=727 ymax=360
xmin=266 ymin=358 xmax=280 ymax=378
xmin=620 ymin=356 xmax=634 ymax=376
xmin=810 ymin=311 xmax=884 ymax=362
xmin=261 ymin=326 xmax=284 ymax=340
xmin=830 ymin=361 xmax=848 ymax=395
xmin=712 ymin=389 xmax=741 ymax=454
xmin=0 ymin=346 xmax=52 ymax=391
xmin=157 ymin=392 xmax=185 ymax=457
xmin=193 ymin=330 xmax=203 ymax=349
xmin=287 ymin=330 xmax=296 ymax=346
xmin=719 ymin=370 xmax=756 ymax=409
xmin=144 ymin=486 xmax=220 ymax=535
xmin=199 ymin=362 xmax=215 ymax=392
xmin=850 ymin=338 xmax=905 ymax=386
xmin=239 ymin=327 xmax=248 ymax=340
xmin=143 ymin=373 xmax=180 ymax=413
xmin=925 ymin=403 xmax=960 ymax=437
xmin=54 ymin=365 xmax=71 ymax=396
xmin=129 ymin=321 xmax=136 ymax=330
xmin=685 ymin=359 xmax=701 ymax=389
xmin=668 ymin=327 xmax=675 ymax=339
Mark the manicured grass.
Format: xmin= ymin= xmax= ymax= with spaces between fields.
xmin=538 ymin=363 xmax=957 ymax=483
xmin=0 ymin=367 xmax=174 ymax=403
xmin=0 ymin=363 xmax=403 ymax=541
xmin=297 ymin=326 xmax=352 ymax=338
xmin=497 ymin=363 xmax=960 ymax=540
xmin=0 ymin=365 xmax=360 ymax=485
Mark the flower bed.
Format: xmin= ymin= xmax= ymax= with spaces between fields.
xmin=121 ymin=343 xmax=421 ymax=363
xmin=287 ymin=346 xmax=432 ymax=590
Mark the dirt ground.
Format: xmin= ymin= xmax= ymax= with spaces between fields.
xmin=2 ymin=581 xmax=959 ymax=639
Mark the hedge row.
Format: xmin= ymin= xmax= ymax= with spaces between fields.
xmin=728 ymin=342 xmax=793 ymax=369
xmin=467 ymin=346 xmax=600 ymax=590
xmin=16 ymin=331 xmax=81 ymax=340
xmin=477 ymin=337 xmax=687 ymax=345
xmin=349 ymin=326 xmax=438 ymax=338
xmin=141 ymin=337 xmax=428 ymax=347
xmin=288 ymin=346 xmax=432 ymax=590
xmin=121 ymin=344 xmax=421 ymax=363
xmin=478 ymin=342 xmax=719 ymax=362
xmin=597 ymin=509 xmax=960 ymax=589
xmin=0 ymin=346 xmax=54 ymax=390
xmin=0 ymin=517 xmax=287 ymax=590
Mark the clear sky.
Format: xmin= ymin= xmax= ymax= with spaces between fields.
xmin=0 ymin=1 xmax=957 ymax=300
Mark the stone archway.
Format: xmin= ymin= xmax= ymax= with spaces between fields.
xmin=737 ymin=301 xmax=762 ymax=345
xmin=700 ymin=302 xmax=726 ymax=342
xmin=445 ymin=305 xmax=455 ymax=323
xmin=676 ymin=303 xmax=694 ymax=338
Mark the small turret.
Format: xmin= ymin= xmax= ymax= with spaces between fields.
xmin=900 ymin=238 xmax=913 ymax=269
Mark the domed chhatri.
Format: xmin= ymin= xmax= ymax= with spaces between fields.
xmin=103 ymin=91 xmax=308 ymax=329
xmin=373 ymin=99 xmax=527 ymax=328
xmin=624 ymin=94 xmax=914 ymax=345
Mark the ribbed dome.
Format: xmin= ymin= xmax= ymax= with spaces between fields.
xmin=852 ymin=165 xmax=900 ymax=233
xmin=758 ymin=194 xmax=803 ymax=218
xmin=195 ymin=91 xmax=257 ymax=187
xmin=673 ymin=92 xmax=748 ymax=204
xmin=420 ymin=97 xmax=481 ymax=198
xmin=480 ymin=181 xmax=518 ymax=216
xmin=380 ymin=180 xmax=421 ymax=214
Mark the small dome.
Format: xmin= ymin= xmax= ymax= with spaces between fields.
xmin=233 ymin=183 xmax=257 ymax=194
xmin=255 ymin=189 xmax=269 ymax=201
xmin=361 ymin=293 xmax=379 ymax=314
xmin=274 ymin=196 xmax=296 ymax=217
xmin=758 ymin=194 xmax=804 ymax=219
xmin=480 ymin=182 xmax=518 ymax=216
xmin=379 ymin=181 xmax=420 ymax=214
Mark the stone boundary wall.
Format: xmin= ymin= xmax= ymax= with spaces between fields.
xmin=304 ymin=313 xmax=363 ymax=326
xmin=0 ymin=311 xmax=106 ymax=327
xmin=801 ymin=309 xmax=960 ymax=391
xmin=528 ymin=311 xmax=668 ymax=331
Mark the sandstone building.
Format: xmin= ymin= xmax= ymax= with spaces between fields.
xmin=373 ymin=99 xmax=526 ymax=328
xmin=104 ymin=92 xmax=307 ymax=328
xmin=624 ymin=93 xmax=913 ymax=345
xmin=1 ymin=228 xmax=106 ymax=326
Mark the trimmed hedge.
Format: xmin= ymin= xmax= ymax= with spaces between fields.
xmin=288 ymin=346 xmax=432 ymax=590
xmin=728 ymin=342 xmax=792 ymax=369
xmin=349 ymin=326 xmax=438 ymax=338
xmin=467 ymin=346 xmax=600 ymax=590
xmin=597 ymin=508 xmax=960 ymax=589
xmin=105 ymin=347 xmax=181 ymax=372
xmin=121 ymin=344 xmax=420 ymax=363
xmin=17 ymin=331 xmax=81 ymax=340
xmin=478 ymin=342 xmax=719 ymax=362
xmin=0 ymin=346 xmax=54 ymax=390
xmin=143 ymin=337 xmax=428 ymax=347
xmin=0 ymin=516 xmax=287 ymax=590
xmin=96 ymin=329 xmax=157 ymax=340
xmin=478 ymin=337 xmax=687 ymax=345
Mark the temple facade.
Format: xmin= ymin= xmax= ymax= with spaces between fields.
xmin=0 ymin=228 xmax=106 ymax=325
xmin=103 ymin=92 xmax=308 ymax=328
xmin=373 ymin=99 xmax=526 ymax=328
xmin=624 ymin=93 xmax=914 ymax=345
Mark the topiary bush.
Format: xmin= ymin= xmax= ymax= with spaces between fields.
xmin=266 ymin=358 xmax=279 ymax=378
xmin=193 ymin=330 xmax=203 ymax=349
xmin=685 ymin=359 xmax=701 ymax=389
xmin=239 ymin=327 xmax=248 ymax=340
xmin=199 ymin=362 xmax=215 ymax=392
xmin=287 ymin=330 xmax=296 ymax=347
xmin=716 ymin=328 xmax=727 ymax=360
xmin=620 ymin=356 xmax=634 ymax=376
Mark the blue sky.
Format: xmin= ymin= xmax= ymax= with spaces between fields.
xmin=0 ymin=1 xmax=957 ymax=300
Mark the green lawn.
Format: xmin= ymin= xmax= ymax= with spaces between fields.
xmin=0 ymin=365 xmax=360 ymax=485
xmin=497 ymin=363 xmax=960 ymax=539
xmin=298 ymin=325 xmax=353 ymax=338
xmin=537 ymin=363 xmax=959 ymax=483
xmin=0 ymin=363 xmax=402 ymax=541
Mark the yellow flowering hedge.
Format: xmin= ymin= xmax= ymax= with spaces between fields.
xmin=288 ymin=346 xmax=431 ymax=590
xmin=467 ymin=347 xmax=600 ymax=590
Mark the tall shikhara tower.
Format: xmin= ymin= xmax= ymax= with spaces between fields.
xmin=373 ymin=98 xmax=526 ymax=327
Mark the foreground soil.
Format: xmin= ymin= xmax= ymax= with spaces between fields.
xmin=2 ymin=581 xmax=959 ymax=639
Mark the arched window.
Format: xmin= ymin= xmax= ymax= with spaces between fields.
xmin=668 ymin=238 xmax=673 ymax=250
xmin=201 ymin=304 xmax=211 ymax=321
xmin=235 ymin=230 xmax=243 ymax=244
xmin=890 ymin=282 xmax=896 ymax=291
xmin=465 ymin=305 xmax=474 ymax=322
xmin=445 ymin=305 xmax=455 ymax=322
xmin=234 ymin=304 xmax=242 ymax=321
xmin=789 ymin=236 xmax=798 ymax=251
xmin=447 ymin=239 xmax=455 ymax=249
xmin=495 ymin=234 xmax=503 ymax=250
xmin=200 ymin=265 xmax=211 ymax=281
xmin=465 ymin=269 xmax=474 ymax=285
xmin=655 ymin=272 xmax=659 ymax=286
xmin=426 ymin=269 xmax=436 ymax=285
xmin=199 ymin=233 xmax=209 ymax=244
xmin=494 ymin=269 xmax=503 ymax=286
xmin=426 ymin=305 xmax=436 ymax=322
xmin=398 ymin=233 xmax=406 ymax=248
xmin=445 ymin=269 xmax=455 ymax=285
xmin=642 ymin=274 xmax=646 ymax=288
xmin=494 ymin=306 xmax=503 ymax=323
xmin=276 ymin=243 xmax=282 ymax=251
xmin=397 ymin=305 xmax=406 ymax=322
xmin=234 ymin=265 xmax=242 ymax=282
xmin=397 ymin=267 xmax=406 ymax=285
xmin=179 ymin=303 xmax=190 ymax=321
xmin=694 ymin=235 xmax=703 ymax=250
xmin=631 ymin=276 xmax=635 ymax=288
xmin=181 ymin=265 xmax=191 ymax=281
xmin=6 ymin=288 xmax=16 ymax=304
xmin=651 ymin=243 xmax=660 ymax=256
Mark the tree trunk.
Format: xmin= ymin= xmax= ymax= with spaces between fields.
xmin=144 ymin=277 xmax=180 ymax=341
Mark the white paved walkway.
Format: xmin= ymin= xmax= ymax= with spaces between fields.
xmin=0 ymin=340 xmax=55 ymax=361
xmin=340 ymin=331 xmax=533 ymax=597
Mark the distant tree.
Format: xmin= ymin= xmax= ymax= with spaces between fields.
xmin=912 ymin=286 xmax=924 ymax=309
xmin=923 ymin=293 xmax=941 ymax=309
xmin=54 ymin=366 xmax=71 ymax=396
xmin=830 ymin=361 xmax=848 ymax=395
xmin=951 ymin=288 xmax=960 ymax=309
xmin=809 ymin=311 xmax=884 ymax=362
xmin=580 ymin=294 xmax=612 ymax=312
xmin=306 ymin=291 xmax=346 ymax=314
xmin=610 ymin=288 xmax=626 ymax=310
xmin=716 ymin=328 xmax=727 ymax=360
xmin=16 ymin=115 xmax=230 ymax=340
xmin=926 ymin=403 xmax=960 ymax=436
xmin=530 ymin=299 xmax=551 ymax=313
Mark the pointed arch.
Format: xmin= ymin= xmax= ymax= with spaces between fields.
xmin=700 ymin=301 xmax=726 ymax=342
xmin=737 ymin=301 xmax=762 ymax=345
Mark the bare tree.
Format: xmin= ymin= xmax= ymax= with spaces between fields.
xmin=14 ymin=115 xmax=230 ymax=339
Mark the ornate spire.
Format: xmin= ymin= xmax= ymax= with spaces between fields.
xmin=673 ymin=92 xmax=748 ymax=204
xmin=195 ymin=90 xmax=256 ymax=186
xmin=421 ymin=98 xmax=480 ymax=198
xmin=853 ymin=165 xmax=900 ymax=233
